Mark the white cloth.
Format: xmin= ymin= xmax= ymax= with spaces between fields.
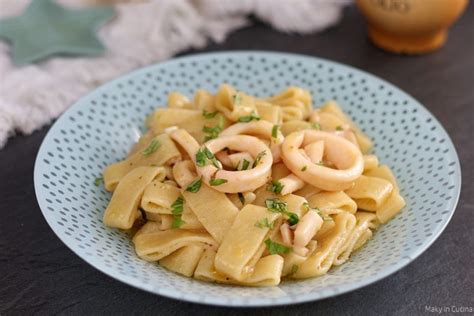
xmin=0 ymin=0 xmax=349 ymax=148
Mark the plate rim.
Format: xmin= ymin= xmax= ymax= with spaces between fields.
xmin=34 ymin=50 xmax=462 ymax=307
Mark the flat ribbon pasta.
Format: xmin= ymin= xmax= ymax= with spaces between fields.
xmin=333 ymin=211 xmax=378 ymax=265
xmin=307 ymin=191 xmax=358 ymax=214
xmin=214 ymin=204 xmax=282 ymax=281
xmin=266 ymin=86 xmax=312 ymax=122
xmin=364 ymin=165 xmax=406 ymax=223
xmin=182 ymin=184 xmax=239 ymax=243
xmin=214 ymin=84 xmax=257 ymax=121
xmin=345 ymin=175 xmax=394 ymax=211
xmin=133 ymin=227 xmax=217 ymax=261
xmin=160 ymin=245 xmax=205 ymax=277
xmin=292 ymin=211 xmax=356 ymax=278
xmin=195 ymin=249 xmax=284 ymax=286
xmin=141 ymin=180 xmax=180 ymax=214
xmin=150 ymin=108 xmax=229 ymax=143
xmin=103 ymin=133 xmax=181 ymax=191
xmin=255 ymin=100 xmax=282 ymax=124
xmin=103 ymin=166 xmax=166 ymax=229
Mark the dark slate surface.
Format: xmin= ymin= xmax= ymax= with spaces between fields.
xmin=1 ymin=4 xmax=473 ymax=316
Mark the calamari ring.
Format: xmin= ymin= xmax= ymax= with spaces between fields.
xmin=281 ymin=130 xmax=363 ymax=191
xmin=220 ymin=120 xmax=284 ymax=162
xmin=198 ymin=135 xmax=273 ymax=193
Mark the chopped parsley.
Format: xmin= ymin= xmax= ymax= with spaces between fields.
xmin=142 ymin=139 xmax=160 ymax=156
xmin=255 ymin=218 xmax=275 ymax=229
xmin=238 ymin=192 xmax=245 ymax=205
xmin=265 ymin=198 xmax=288 ymax=213
xmin=232 ymin=94 xmax=242 ymax=105
xmin=171 ymin=217 xmax=186 ymax=229
xmin=202 ymin=114 xmax=224 ymax=141
xmin=336 ymin=125 xmax=343 ymax=131
xmin=303 ymin=202 xmax=332 ymax=221
xmin=209 ymin=178 xmax=228 ymax=186
xmin=186 ymin=178 xmax=202 ymax=193
xmin=267 ymin=180 xmax=284 ymax=194
xmin=240 ymin=159 xmax=250 ymax=170
xmin=272 ymin=125 xmax=279 ymax=138
xmin=171 ymin=196 xmax=184 ymax=215
xmin=196 ymin=147 xmax=220 ymax=168
xmin=287 ymin=212 xmax=299 ymax=225
xmin=196 ymin=149 xmax=207 ymax=167
xmin=265 ymin=239 xmax=291 ymax=255
xmin=237 ymin=111 xmax=260 ymax=123
xmin=253 ymin=150 xmax=266 ymax=168
xmin=311 ymin=122 xmax=321 ymax=130
xmin=202 ymin=110 xmax=218 ymax=119
xmin=94 ymin=176 xmax=103 ymax=186
xmin=265 ymin=198 xmax=300 ymax=225
xmin=171 ymin=196 xmax=186 ymax=229
xmin=301 ymin=165 xmax=307 ymax=172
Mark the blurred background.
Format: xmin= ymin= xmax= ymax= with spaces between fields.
xmin=0 ymin=0 xmax=469 ymax=149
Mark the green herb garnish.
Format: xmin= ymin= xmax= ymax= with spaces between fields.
xmin=272 ymin=125 xmax=279 ymax=138
xmin=336 ymin=125 xmax=343 ymax=131
xmin=238 ymin=192 xmax=245 ymax=205
xmin=265 ymin=198 xmax=288 ymax=213
xmin=196 ymin=149 xmax=207 ymax=167
xmin=265 ymin=198 xmax=300 ymax=225
xmin=311 ymin=122 xmax=321 ymax=130
xmin=94 ymin=176 xmax=103 ymax=186
xmin=265 ymin=239 xmax=291 ymax=255
xmin=203 ymin=126 xmax=220 ymax=141
xmin=196 ymin=147 xmax=220 ymax=168
xmin=315 ymin=161 xmax=325 ymax=166
xmin=203 ymin=147 xmax=220 ymax=168
xmin=171 ymin=217 xmax=186 ymax=229
xmin=171 ymin=196 xmax=184 ymax=215
xmin=237 ymin=111 xmax=260 ymax=123
xmin=203 ymin=114 xmax=225 ymax=141
xmin=301 ymin=165 xmax=307 ymax=172
xmin=202 ymin=110 xmax=218 ymax=119
xmin=267 ymin=180 xmax=284 ymax=194
xmin=287 ymin=212 xmax=299 ymax=225
xmin=142 ymin=139 xmax=160 ymax=156
xmin=289 ymin=264 xmax=299 ymax=276
xmin=303 ymin=202 xmax=332 ymax=221
xmin=255 ymin=218 xmax=275 ymax=229
xmin=210 ymin=178 xmax=228 ymax=186
xmin=253 ymin=150 xmax=266 ymax=168
xmin=240 ymin=159 xmax=250 ymax=170
xmin=186 ymin=178 xmax=202 ymax=193
xmin=171 ymin=196 xmax=186 ymax=229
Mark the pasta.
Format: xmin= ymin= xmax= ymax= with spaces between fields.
xmin=100 ymin=84 xmax=405 ymax=286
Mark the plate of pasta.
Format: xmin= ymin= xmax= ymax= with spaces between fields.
xmin=34 ymin=51 xmax=461 ymax=306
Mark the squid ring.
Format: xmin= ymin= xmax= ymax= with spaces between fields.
xmin=220 ymin=120 xmax=284 ymax=162
xmin=197 ymin=135 xmax=273 ymax=193
xmin=281 ymin=130 xmax=363 ymax=191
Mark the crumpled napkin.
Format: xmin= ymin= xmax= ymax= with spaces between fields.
xmin=0 ymin=0 xmax=350 ymax=148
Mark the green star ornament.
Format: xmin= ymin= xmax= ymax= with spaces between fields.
xmin=0 ymin=0 xmax=115 ymax=65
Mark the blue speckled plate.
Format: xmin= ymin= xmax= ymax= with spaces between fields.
xmin=34 ymin=52 xmax=461 ymax=306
